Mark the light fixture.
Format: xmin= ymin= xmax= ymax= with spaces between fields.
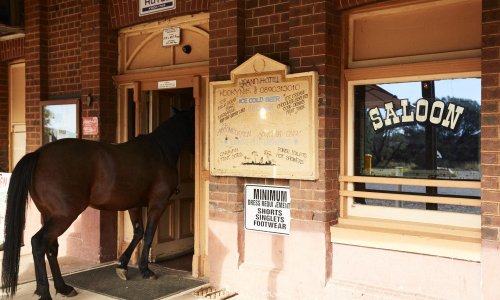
xmin=85 ymin=93 xmax=92 ymax=106
xmin=182 ymin=45 xmax=192 ymax=54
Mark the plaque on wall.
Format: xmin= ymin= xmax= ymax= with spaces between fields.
xmin=210 ymin=54 xmax=318 ymax=180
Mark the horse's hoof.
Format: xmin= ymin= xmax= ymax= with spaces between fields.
xmin=35 ymin=291 xmax=52 ymax=300
xmin=141 ymin=269 xmax=157 ymax=280
xmin=116 ymin=267 xmax=128 ymax=281
xmin=57 ymin=285 xmax=78 ymax=297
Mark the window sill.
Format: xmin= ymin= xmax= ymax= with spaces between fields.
xmin=331 ymin=217 xmax=481 ymax=261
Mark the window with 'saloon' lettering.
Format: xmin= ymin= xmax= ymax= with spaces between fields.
xmin=334 ymin=0 xmax=482 ymax=261
xmin=353 ymin=78 xmax=480 ymax=214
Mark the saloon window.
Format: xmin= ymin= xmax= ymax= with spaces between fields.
xmin=334 ymin=0 xmax=481 ymax=261
xmin=353 ymin=78 xmax=480 ymax=213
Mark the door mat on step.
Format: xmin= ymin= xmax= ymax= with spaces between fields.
xmin=63 ymin=264 xmax=206 ymax=300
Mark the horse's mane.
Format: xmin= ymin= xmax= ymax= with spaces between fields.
xmin=148 ymin=109 xmax=193 ymax=167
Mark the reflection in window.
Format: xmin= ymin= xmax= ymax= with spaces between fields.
xmin=42 ymin=104 xmax=78 ymax=145
xmin=353 ymin=78 xmax=480 ymax=214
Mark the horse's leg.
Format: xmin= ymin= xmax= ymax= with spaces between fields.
xmin=46 ymin=240 xmax=77 ymax=297
xmin=116 ymin=207 xmax=144 ymax=280
xmin=32 ymin=217 xmax=75 ymax=300
xmin=138 ymin=205 xmax=167 ymax=279
xmin=138 ymin=219 xmax=159 ymax=279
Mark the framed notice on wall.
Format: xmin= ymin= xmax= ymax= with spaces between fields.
xmin=245 ymin=184 xmax=291 ymax=235
xmin=210 ymin=54 xmax=318 ymax=180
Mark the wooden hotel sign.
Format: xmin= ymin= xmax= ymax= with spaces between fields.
xmin=210 ymin=54 xmax=318 ymax=180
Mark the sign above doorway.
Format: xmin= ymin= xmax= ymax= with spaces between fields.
xmin=139 ymin=0 xmax=176 ymax=16
xmin=163 ymin=27 xmax=181 ymax=47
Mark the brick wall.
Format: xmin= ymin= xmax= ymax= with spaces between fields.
xmin=25 ymin=0 xmax=48 ymax=152
xmin=209 ymin=0 xmax=244 ymax=81
xmin=47 ymin=0 xmax=81 ymax=97
xmin=0 ymin=37 xmax=25 ymax=62
xmin=481 ymin=0 xmax=500 ymax=243
xmin=208 ymin=0 xmax=340 ymax=225
xmin=81 ymin=0 xmax=118 ymax=144
xmin=107 ymin=0 xmax=209 ymax=29
xmin=22 ymin=0 xmax=118 ymax=262
xmin=336 ymin=0 xmax=381 ymax=10
xmin=289 ymin=0 xmax=339 ymax=223
xmin=245 ymin=0 xmax=289 ymax=63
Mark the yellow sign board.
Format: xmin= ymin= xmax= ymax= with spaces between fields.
xmin=210 ymin=54 xmax=318 ymax=180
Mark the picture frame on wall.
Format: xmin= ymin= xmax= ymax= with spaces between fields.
xmin=41 ymin=99 xmax=80 ymax=145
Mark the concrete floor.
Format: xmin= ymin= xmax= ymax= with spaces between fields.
xmin=4 ymin=254 xmax=214 ymax=300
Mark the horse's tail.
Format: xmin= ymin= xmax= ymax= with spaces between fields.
xmin=1 ymin=151 xmax=40 ymax=297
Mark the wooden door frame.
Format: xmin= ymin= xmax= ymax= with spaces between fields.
xmin=114 ymin=66 xmax=209 ymax=278
xmin=8 ymin=59 xmax=26 ymax=171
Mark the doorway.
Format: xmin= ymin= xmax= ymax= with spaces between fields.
xmin=117 ymin=80 xmax=206 ymax=275
xmin=144 ymin=88 xmax=195 ymax=272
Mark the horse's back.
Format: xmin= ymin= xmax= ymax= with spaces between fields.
xmin=30 ymin=138 xmax=167 ymax=215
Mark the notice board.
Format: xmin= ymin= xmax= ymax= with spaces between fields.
xmin=210 ymin=54 xmax=318 ymax=180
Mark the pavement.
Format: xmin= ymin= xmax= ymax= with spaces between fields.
xmin=2 ymin=254 xmax=225 ymax=300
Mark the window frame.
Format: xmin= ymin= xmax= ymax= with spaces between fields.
xmin=334 ymin=58 xmax=482 ymax=261
xmin=40 ymin=99 xmax=80 ymax=145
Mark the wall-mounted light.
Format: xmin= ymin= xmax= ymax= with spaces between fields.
xmin=85 ymin=93 xmax=92 ymax=106
xmin=182 ymin=45 xmax=192 ymax=54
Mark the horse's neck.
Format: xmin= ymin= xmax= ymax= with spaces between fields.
xmin=149 ymin=126 xmax=184 ymax=167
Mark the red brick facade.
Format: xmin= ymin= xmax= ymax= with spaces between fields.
xmin=207 ymin=0 xmax=340 ymax=226
xmin=24 ymin=0 xmax=48 ymax=152
xmin=481 ymin=0 xmax=500 ymax=244
xmin=108 ymin=0 xmax=208 ymax=29
xmin=0 ymin=37 xmax=25 ymax=62
xmin=1 ymin=0 xmax=499 ymax=297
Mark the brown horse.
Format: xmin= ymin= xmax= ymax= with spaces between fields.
xmin=1 ymin=108 xmax=194 ymax=300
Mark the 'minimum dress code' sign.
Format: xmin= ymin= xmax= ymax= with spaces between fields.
xmin=244 ymin=184 xmax=291 ymax=235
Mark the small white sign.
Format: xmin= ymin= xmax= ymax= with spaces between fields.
xmin=158 ymin=80 xmax=177 ymax=89
xmin=163 ymin=27 xmax=181 ymax=47
xmin=139 ymin=0 xmax=176 ymax=16
xmin=245 ymin=184 xmax=291 ymax=235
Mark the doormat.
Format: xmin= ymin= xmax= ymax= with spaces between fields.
xmin=63 ymin=264 xmax=207 ymax=300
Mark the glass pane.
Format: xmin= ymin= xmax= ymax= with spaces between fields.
xmin=42 ymin=103 xmax=78 ymax=145
xmin=355 ymin=78 xmax=480 ymax=180
xmin=353 ymin=78 xmax=480 ymax=213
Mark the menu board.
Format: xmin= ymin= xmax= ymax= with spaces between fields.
xmin=210 ymin=54 xmax=318 ymax=180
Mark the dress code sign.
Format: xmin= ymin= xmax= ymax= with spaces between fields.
xmin=245 ymin=184 xmax=291 ymax=235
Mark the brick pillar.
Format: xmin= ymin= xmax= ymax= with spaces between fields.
xmin=481 ymin=1 xmax=500 ymax=299
xmin=24 ymin=0 xmax=48 ymax=152
xmin=288 ymin=0 xmax=339 ymax=282
xmin=79 ymin=0 xmax=118 ymax=262
xmin=209 ymin=0 xmax=245 ymax=81
xmin=288 ymin=0 xmax=339 ymax=223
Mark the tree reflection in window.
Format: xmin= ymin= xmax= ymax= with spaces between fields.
xmin=353 ymin=78 xmax=480 ymax=213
